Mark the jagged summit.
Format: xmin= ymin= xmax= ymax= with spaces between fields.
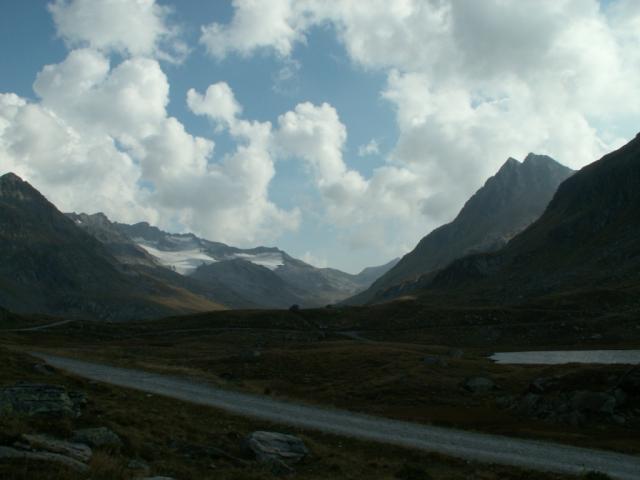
xmin=0 ymin=172 xmax=22 ymax=182
xmin=0 ymin=172 xmax=45 ymax=202
xmin=426 ymin=131 xmax=640 ymax=300
xmin=523 ymin=152 xmax=557 ymax=165
xmin=347 ymin=152 xmax=574 ymax=305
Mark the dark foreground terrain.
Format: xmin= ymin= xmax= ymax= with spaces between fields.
xmin=1 ymin=297 xmax=639 ymax=479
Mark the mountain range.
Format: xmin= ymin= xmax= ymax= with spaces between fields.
xmin=3 ymin=133 xmax=637 ymax=320
xmin=87 ymin=217 xmax=399 ymax=309
xmin=0 ymin=173 xmax=224 ymax=320
xmin=349 ymin=153 xmax=574 ymax=304
xmin=0 ymin=172 xmax=398 ymax=319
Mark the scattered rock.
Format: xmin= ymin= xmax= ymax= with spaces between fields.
xmin=0 ymin=383 xmax=84 ymax=417
xmin=239 ymin=350 xmax=262 ymax=363
xmin=448 ymin=349 xmax=464 ymax=359
xmin=244 ymin=431 xmax=309 ymax=463
xmin=72 ymin=427 xmax=122 ymax=449
xmin=612 ymin=414 xmax=627 ymax=425
xmin=612 ymin=388 xmax=627 ymax=406
xmin=515 ymin=393 xmax=542 ymax=416
xmin=19 ymin=434 xmax=92 ymax=463
xmin=128 ymin=458 xmax=151 ymax=473
xmin=422 ymin=356 xmax=448 ymax=367
xmin=569 ymin=391 xmax=617 ymax=415
xmin=33 ymin=363 xmax=56 ymax=376
xmin=395 ymin=462 xmax=433 ymax=480
xmin=619 ymin=369 xmax=640 ymax=394
xmin=265 ymin=457 xmax=296 ymax=476
xmin=529 ymin=377 xmax=559 ymax=394
xmin=0 ymin=445 xmax=89 ymax=472
xmin=463 ymin=376 xmax=496 ymax=393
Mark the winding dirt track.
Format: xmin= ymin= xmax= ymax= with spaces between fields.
xmin=35 ymin=353 xmax=640 ymax=480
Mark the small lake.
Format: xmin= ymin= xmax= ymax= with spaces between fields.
xmin=490 ymin=350 xmax=640 ymax=365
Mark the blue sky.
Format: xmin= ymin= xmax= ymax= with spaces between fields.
xmin=1 ymin=1 xmax=638 ymax=273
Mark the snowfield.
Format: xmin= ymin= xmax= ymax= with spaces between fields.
xmin=234 ymin=252 xmax=284 ymax=270
xmin=137 ymin=243 xmax=216 ymax=275
xmin=137 ymin=243 xmax=284 ymax=275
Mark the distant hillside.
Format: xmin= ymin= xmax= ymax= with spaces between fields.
xmin=67 ymin=213 xmax=254 ymax=309
xmin=422 ymin=133 xmax=640 ymax=303
xmin=115 ymin=221 xmax=397 ymax=308
xmin=0 ymin=173 xmax=223 ymax=319
xmin=349 ymin=153 xmax=573 ymax=304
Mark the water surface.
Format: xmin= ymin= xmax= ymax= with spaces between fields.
xmin=490 ymin=350 xmax=640 ymax=365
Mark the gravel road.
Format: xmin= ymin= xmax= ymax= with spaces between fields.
xmin=4 ymin=319 xmax=75 ymax=332
xmin=35 ymin=353 xmax=640 ymax=479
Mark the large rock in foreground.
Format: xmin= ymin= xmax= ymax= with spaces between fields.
xmin=0 ymin=383 xmax=84 ymax=417
xmin=244 ymin=431 xmax=309 ymax=463
xmin=72 ymin=427 xmax=122 ymax=449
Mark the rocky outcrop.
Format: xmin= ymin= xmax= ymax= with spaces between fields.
xmin=463 ymin=376 xmax=496 ymax=394
xmin=497 ymin=371 xmax=639 ymax=427
xmin=0 ymin=445 xmax=89 ymax=472
xmin=0 ymin=383 xmax=85 ymax=417
xmin=72 ymin=427 xmax=122 ymax=449
xmin=19 ymin=434 xmax=92 ymax=463
xmin=243 ymin=431 xmax=309 ymax=463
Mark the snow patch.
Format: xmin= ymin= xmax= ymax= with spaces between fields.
xmin=234 ymin=252 xmax=284 ymax=270
xmin=137 ymin=243 xmax=216 ymax=275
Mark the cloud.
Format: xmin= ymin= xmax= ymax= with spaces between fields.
xmin=300 ymin=251 xmax=328 ymax=268
xmin=358 ymin=139 xmax=379 ymax=157
xmin=1 ymin=48 xmax=299 ymax=246
xmin=197 ymin=0 xmax=640 ymax=257
xmin=186 ymin=82 xmax=242 ymax=126
xmin=274 ymin=102 xmax=429 ymax=253
xmin=200 ymin=0 xmax=306 ymax=59
xmin=48 ymin=0 xmax=188 ymax=62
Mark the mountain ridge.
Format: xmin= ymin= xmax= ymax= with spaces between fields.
xmin=417 ymin=133 xmax=640 ymax=302
xmin=0 ymin=172 xmax=225 ymax=319
xmin=348 ymin=152 xmax=574 ymax=304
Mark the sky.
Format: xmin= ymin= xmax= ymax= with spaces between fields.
xmin=1 ymin=0 xmax=639 ymax=273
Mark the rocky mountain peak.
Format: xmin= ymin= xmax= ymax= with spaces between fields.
xmin=346 ymin=153 xmax=574 ymax=305
xmin=0 ymin=172 xmax=45 ymax=202
xmin=523 ymin=153 xmax=556 ymax=166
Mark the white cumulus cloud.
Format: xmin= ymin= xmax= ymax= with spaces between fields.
xmin=1 ymin=48 xmax=299 ymax=245
xmin=48 ymin=0 xmax=188 ymax=62
xmin=198 ymin=0 xmax=640 ymax=257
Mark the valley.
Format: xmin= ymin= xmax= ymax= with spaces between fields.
xmin=2 ymin=3 xmax=640 ymax=479
xmin=1 ymin=117 xmax=639 ymax=480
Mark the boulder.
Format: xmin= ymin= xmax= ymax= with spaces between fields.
xmin=569 ymin=391 xmax=617 ymax=414
xmin=619 ymin=369 xmax=640 ymax=394
xmin=244 ymin=431 xmax=309 ymax=463
xmin=0 ymin=446 xmax=89 ymax=472
xmin=515 ymin=393 xmax=542 ymax=416
xmin=19 ymin=434 xmax=92 ymax=463
xmin=0 ymin=383 xmax=84 ymax=417
xmin=72 ymin=427 xmax=122 ymax=449
xmin=463 ymin=376 xmax=496 ymax=393
xmin=528 ymin=377 xmax=559 ymax=394
xmin=448 ymin=349 xmax=464 ymax=359
xmin=422 ymin=356 xmax=448 ymax=367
